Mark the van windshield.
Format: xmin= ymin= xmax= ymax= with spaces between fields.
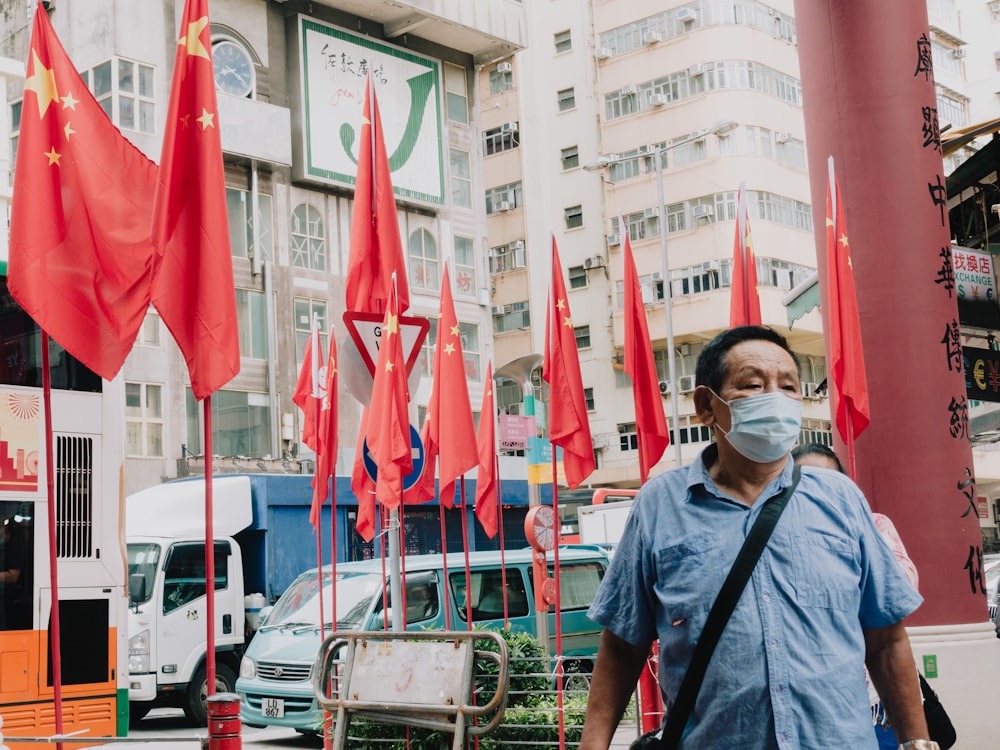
xmin=265 ymin=572 xmax=381 ymax=630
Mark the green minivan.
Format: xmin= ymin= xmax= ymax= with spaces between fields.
xmin=235 ymin=545 xmax=610 ymax=733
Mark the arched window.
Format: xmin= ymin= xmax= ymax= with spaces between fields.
xmin=408 ymin=229 xmax=439 ymax=291
xmin=291 ymin=203 xmax=325 ymax=270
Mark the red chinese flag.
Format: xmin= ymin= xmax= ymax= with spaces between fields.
xmin=352 ymin=408 xmax=377 ymax=542
xmin=345 ymin=74 xmax=410 ymax=315
xmin=826 ymin=164 xmax=871 ymax=441
xmin=410 ymin=418 xmax=438 ymax=504
xmin=417 ymin=265 xmax=477 ymax=507
xmin=8 ymin=9 xmax=158 ymax=380
xmin=366 ymin=285 xmax=412 ymax=510
xmin=729 ymin=183 xmax=762 ymax=327
xmin=310 ymin=332 xmax=338 ymax=528
xmin=474 ymin=363 xmax=499 ymax=538
xmin=621 ymin=218 xmax=669 ymax=482
xmin=292 ymin=323 xmax=323 ymax=452
xmin=151 ymin=0 xmax=239 ymax=400
xmin=542 ymin=237 xmax=595 ymax=489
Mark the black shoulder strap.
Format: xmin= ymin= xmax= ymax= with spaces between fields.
xmin=658 ymin=465 xmax=801 ymax=750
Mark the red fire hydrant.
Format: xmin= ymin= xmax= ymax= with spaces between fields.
xmin=206 ymin=693 xmax=242 ymax=750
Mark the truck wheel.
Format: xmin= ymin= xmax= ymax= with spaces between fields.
xmin=183 ymin=663 xmax=237 ymax=726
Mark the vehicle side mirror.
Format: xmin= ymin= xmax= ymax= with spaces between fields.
xmin=128 ymin=573 xmax=146 ymax=606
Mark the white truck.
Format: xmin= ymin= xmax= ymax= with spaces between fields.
xmin=125 ymin=473 xmax=323 ymax=725
xmin=576 ymin=496 xmax=637 ymax=546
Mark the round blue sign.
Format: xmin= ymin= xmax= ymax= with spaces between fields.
xmin=362 ymin=424 xmax=425 ymax=490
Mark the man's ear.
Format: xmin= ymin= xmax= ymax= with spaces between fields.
xmin=693 ymin=385 xmax=715 ymax=427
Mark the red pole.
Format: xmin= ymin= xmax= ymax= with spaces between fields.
xmin=40 ymin=332 xmax=63 ymax=750
xmin=550 ymin=455 xmax=565 ymax=750
xmin=203 ymin=398 xmax=216 ymax=695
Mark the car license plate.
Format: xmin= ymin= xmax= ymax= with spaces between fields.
xmin=262 ymin=697 xmax=284 ymax=718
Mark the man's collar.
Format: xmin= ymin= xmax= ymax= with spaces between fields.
xmin=687 ymin=443 xmax=795 ymax=502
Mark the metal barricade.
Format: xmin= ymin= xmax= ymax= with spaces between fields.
xmin=312 ymin=630 xmax=509 ymax=750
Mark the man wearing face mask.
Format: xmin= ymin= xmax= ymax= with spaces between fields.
xmin=580 ymin=326 xmax=933 ymax=750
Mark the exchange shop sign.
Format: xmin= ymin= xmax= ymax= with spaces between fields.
xmin=963 ymin=346 xmax=1000 ymax=402
xmin=952 ymin=246 xmax=1000 ymax=329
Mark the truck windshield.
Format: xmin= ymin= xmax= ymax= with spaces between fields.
xmin=265 ymin=571 xmax=380 ymax=630
xmin=127 ymin=543 xmax=161 ymax=604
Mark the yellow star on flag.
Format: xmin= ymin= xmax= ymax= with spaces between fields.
xmin=562 ymin=315 xmax=573 ymax=328
xmin=826 ymin=217 xmax=834 ymax=227
xmin=63 ymin=122 xmax=75 ymax=140
xmin=24 ymin=49 xmax=58 ymax=118
xmin=61 ymin=92 xmax=78 ymax=110
xmin=556 ymin=298 xmax=566 ymax=310
xmin=444 ymin=343 xmax=456 ymax=355
xmin=838 ymin=232 xmax=849 ymax=248
xmin=450 ymin=324 xmax=460 ymax=337
xmin=45 ymin=146 xmax=61 ymax=166
xmin=386 ymin=312 xmax=399 ymax=336
xmin=178 ymin=16 xmax=210 ymax=59
xmin=385 ymin=361 xmax=394 ymax=372
xmin=196 ymin=108 xmax=215 ymax=130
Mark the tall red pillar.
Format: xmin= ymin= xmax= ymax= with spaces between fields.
xmin=793 ymin=1 xmax=984 ymax=626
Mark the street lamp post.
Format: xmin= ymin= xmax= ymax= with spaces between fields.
xmin=585 ymin=120 xmax=737 ymax=469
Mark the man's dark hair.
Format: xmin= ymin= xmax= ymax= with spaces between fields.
xmin=695 ymin=326 xmax=800 ymax=394
xmin=791 ymin=443 xmax=845 ymax=474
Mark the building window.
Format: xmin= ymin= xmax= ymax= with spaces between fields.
xmin=291 ymin=203 xmax=325 ymax=270
xmin=485 ymin=182 xmax=523 ymax=214
xmin=554 ymin=30 xmax=572 ymax=54
xmin=557 ymin=87 xmax=576 ymax=112
xmin=444 ymin=63 xmax=468 ymax=124
xmin=568 ymin=265 xmax=588 ymax=289
xmin=615 ymin=274 xmax=664 ymax=308
xmin=235 ymin=289 xmax=268 ymax=360
xmin=489 ymin=241 xmax=526 ymax=274
xmin=453 ymin=236 xmax=477 ymax=297
xmin=293 ymin=298 xmax=327 ymax=363
xmin=618 ymin=422 xmax=638 ymax=452
xmin=584 ymin=387 xmax=595 ymax=412
xmin=565 ymin=204 xmax=583 ymax=229
xmin=450 ymin=148 xmax=472 ymax=208
xmin=136 ymin=310 xmax=161 ymax=348
xmin=409 ymin=229 xmax=439 ymax=291
xmin=83 ymin=57 xmax=155 ymax=134
xmin=574 ymin=325 xmax=591 ymax=349
xmin=186 ymin=389 xmax=272 ymax=458
xmin=991 ymin=0 xmax=1000 ymax=22
xmin=126 ymin=382 xmax=163 ymax=457
xmin=489 ymin=67 xmax=513 ymax=95
xmin=483 ymin=124 xmax=520 ymax=156
xmin=227 ymin=188 xmax=273 ymax=261
xmin=459 ymin=322 xmax=481 ymax=381
xmin=561 ymin=145 xmax=579 ymax=170
xmin=493 ymin=301 xmax=530 ymax=334
xmin=417 ymin=317 xmax=438 ymax=378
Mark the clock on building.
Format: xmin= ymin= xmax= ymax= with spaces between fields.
xmin=212 ymin=39 xmax=254 ymax=98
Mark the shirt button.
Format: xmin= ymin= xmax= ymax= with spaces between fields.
xmin=776 ymin=685 xmax=783 ymax=694
xmin=770 ymin=639 xmax=777 ymax=647
xmin=763 ymin=594 xmax=770 ymax=602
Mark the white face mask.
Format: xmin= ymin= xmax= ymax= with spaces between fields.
xmin=712 ymin=390 xmax=803 ymax=463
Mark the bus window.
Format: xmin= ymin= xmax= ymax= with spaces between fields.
xmin=548 ymin=561 xmax=606 ymax=610
xmin=0 ymin=501 xmax=33 ymax=630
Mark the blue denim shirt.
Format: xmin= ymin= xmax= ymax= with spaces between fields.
xmin=588 ymin=446 xmax=923 ymax=750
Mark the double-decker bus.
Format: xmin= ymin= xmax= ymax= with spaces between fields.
xmin=0 ymin=276 xmax=127 ymax=745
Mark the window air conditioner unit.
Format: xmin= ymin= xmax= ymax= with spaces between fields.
xmin=678 ymin=374 xmax=697 ymax=394
xmin=508 ymin=403 xmax=522 ymax=416
xmin=644 ymin=31 xmax=664 ymax=45
xmin=688 ymin=63 xmax=704 ymax=76
xmin=644 ymin=207 xmax=659 ymax=219
xmin=677 ymin=8 xmax=698 ymax=24
xmin=651 ymin=270 xmax=663 ymax=281
xmin=775 ymin=131 xmax=793 ymax=144
xmin=952 ymin=48 xmax=966 ymax=59
xmin=510 ymin=239 xmax=525 ymax=251
xmin=496 ymin=201 xmax=514 ymax=212
xmin=620 ymin=84 xmax=639 ymax=95
xmin=594 ymin=46 xmax=613 ymax=61
xmin=607 ymin=233 xmax=621 ymax=247
xmin=692 ymin=205 xmax=714 ymax=218
xmin=802 ymin=382 xmax=824 ymax=400
xmin=702 ymin=260 xmax=719 ymax=271
xmin=637 ymin=144 xmax=651 ymax=154
xmin=497 ymin=61 xmax=513 ymax=73
xmin=491 ymin=305 xmax=506 ymax=315
xmin=649 ymin=93 xmax=668 ymax=107
xmin=501 ymin=121 xmax=519 ymax=133
xmin=658 ymin=380 xmax=670 ymax=396
xmin=584 ymin=255 xmax=605 ymax=270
